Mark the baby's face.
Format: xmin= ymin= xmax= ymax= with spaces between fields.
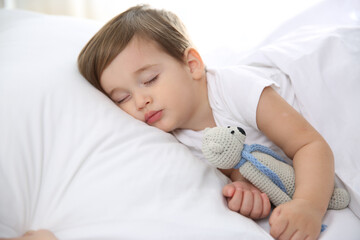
xmin=101 ymin=36 xmax=203 ymax=132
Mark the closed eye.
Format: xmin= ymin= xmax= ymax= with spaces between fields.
xmin=116 ymin=95 xmax=130 ymax=104
xmin=144 ymin=75 xmax=158 ymax=86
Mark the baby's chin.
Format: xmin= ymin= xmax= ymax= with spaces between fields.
xmin=149 ymin=120 xmax=176 ymax=133
xmin=152 ymin=124 xmax=173 ymax=133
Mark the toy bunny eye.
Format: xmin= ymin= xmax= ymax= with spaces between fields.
xmin=227 ymin=126 xmax=230 ymax=128
xmin=231 ymin=130 xmax=235 ymax=134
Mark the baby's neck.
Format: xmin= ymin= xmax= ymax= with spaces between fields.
xmin=185 ymin=76 xmax=216 ymax=131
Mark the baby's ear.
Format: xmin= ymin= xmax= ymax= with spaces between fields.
xmin=184 ymin=47 xmax=205 ymax=80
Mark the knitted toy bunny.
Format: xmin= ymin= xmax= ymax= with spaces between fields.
xmin=202 ymin=126 xmax=350 ymax=209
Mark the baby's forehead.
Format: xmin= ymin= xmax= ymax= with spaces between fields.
xmin=100 ymin=36 xmax=171 ymax=88
xmin=115 ymin=35 xmax=168 ymax=64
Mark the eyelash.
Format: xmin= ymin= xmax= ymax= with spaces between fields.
xmin=116 ymin=96 xmax=129 ymax=104
xmin=144 ymin=75 xmax=158 ymax=86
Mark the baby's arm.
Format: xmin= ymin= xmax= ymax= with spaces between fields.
xmin=221 ymin=168 xmax=271 ymax=219
xmin=257 ymin=87 xmax=334 ymax=240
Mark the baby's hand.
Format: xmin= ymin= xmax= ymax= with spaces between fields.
xmin=223 ymin=180 xmax=271 ymax=219
xmin=269 ymin=199 xmax=323 ymax=240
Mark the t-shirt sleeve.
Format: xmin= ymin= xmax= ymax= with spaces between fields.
xmin=215 ymin=66 xmax=279 ymax=130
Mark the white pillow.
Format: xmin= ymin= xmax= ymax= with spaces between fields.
xmin=0 ymin=10 xmax=272 ymax=239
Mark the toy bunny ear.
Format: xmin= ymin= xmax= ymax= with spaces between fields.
xmin=208 ymin=142 xmax=224 ymax=154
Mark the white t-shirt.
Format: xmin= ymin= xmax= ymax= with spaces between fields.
xmin=172 ymin=65 xmax=301 ymax=164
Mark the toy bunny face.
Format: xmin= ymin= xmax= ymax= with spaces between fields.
xmin=202 ymin=126 xmax=246 ymax=169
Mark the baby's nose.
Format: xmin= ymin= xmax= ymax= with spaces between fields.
xmin=135 ymin=94 xmax=152 ymax=110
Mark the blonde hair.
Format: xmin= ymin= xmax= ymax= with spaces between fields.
xmin=78 ymin=5 xmax=193 ymax=92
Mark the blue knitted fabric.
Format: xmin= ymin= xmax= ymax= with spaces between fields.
xmin=234 ymin=144 xmax=288 ymax=194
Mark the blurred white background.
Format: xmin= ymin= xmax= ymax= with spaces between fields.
xmin=2 ymin=0 xmax=358 ymax=55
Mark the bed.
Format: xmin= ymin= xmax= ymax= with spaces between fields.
xmin=1 ymin=1 xmax=359 ymax=239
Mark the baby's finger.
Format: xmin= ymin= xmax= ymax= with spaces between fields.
xmin=289 ymin=230 xmax=307 ymax=240
xmin=222 ymin=184 xmax=236 ymax=198
xmin=249 ymin=191 xmax=263 ymax=219
xmin=260 ymin=193 xmax=271 ymax=218
xmin=277 ymin=224 xmax=297 ymax=240
xmin=240 ymin=190 xmax=254 ymax=217
xmin=269 ymin=206 xmax=280 ymax=226
xmin=269 ymin=208 xmax=288 ymax=239
xmin=227 ymin=188 xmax=243 ymax=212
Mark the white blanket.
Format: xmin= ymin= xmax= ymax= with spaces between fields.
xmin=238 ymin=26 xmax=360 ymax=218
